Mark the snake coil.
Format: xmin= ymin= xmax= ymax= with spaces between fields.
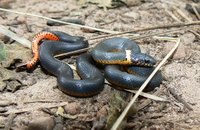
xmin=29 ymin=31 xmax=162 ymax=97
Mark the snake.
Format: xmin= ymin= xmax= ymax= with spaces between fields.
xmin=91 ymin=38 xmax=162 ymax=91
xmin=27 ymin=31 xmax=162 ymax=97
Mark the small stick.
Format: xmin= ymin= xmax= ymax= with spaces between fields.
xmin=54 ymin=47 xmax=93 ymax=58
xmin=89 ymin=21 xmax=200 ymax=40
xmin=191 ymin=4 xmax=200 ymax=20
xmin=165 ymin=8 xmax=182 ymax=23
xmin=106 ymin=80 xmax=167 ymax=101
xmin=189 ymin=30 xmax=200 ymax=39
xmin=173 ymin=6 xmax=192 ymax=22
xmin=23 ymin=99 xmax=65 ymax=104
xmin=137 ymin=87 xmax=164 ymax=111
xmin=173 ymin=5 xmax=200 ymax=41
xmin=1 ymin=102 xmax=68 ymax=116
xmin=125 ymin=89 xmax=167 ymax=102
xmin=111 ymin=38 xmax=181 ymax=130
xmin=0 ymin=8 xmax=118 ymax=34
xmin=168 ymin=87 xmax=193 ymax=111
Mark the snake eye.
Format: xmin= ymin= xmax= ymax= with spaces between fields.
xmin=144 ymin=59 xmax=150 ymax=63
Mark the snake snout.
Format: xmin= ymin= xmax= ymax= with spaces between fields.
xmin=131 ymin=53 xmax=156 ymax=66
xmin=143 ymin=54 xmax=156 ymax=66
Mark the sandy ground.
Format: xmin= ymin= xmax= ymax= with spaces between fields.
xmin=0 ymin=0 xmax=200 ymax=130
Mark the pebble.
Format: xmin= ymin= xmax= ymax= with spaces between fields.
xmin=27 ymin=117 xmax=55 ymax=130
xmin=96 ymin=105 xmax=108 ymax=120
xmin=121 ymin=0 xmax=142 ymax=6
xmin=180 ymin=33 xmax=196 ymax=46
xmin=162 ymin=42 xmax=186 ymax=59
xmin=64 ymin=102 xmax=81 ymax=115
xmin=0 ymin=100 xmax=14 ymax=107
xmin=123 ymin=11 xmax=140 ymax=20
xmin=0 ymin=0 xmax=11 ymax=9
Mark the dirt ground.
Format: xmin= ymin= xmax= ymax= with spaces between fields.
xmin=0 ymin=0 xmax=200 ymax=130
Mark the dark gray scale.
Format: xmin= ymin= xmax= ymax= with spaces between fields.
xmin=39 ymin=31 xmax=104 ymax=97
xmin=105 ymin=65 xmax=162 ymax=91
xmin=91 ymin=38 xmax=141 ymax=62
xmin=92 ymin=37 xmax=162 ymax=91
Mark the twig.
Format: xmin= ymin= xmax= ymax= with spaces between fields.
xmin=111 ymin=38 xmax=181 ymax=130
xmin=105 ymin=80 xmax=167 ymax=101
xmin=164 ymin=8 xmax=182 ymax=23
xmin=89 ymin=21 xmax=200 ymax=40
xmin=125 ymin=89 xmax=167 ymax=102
xmin=129 ymin=28 xmax=186 ymax=40
xmin=23 ymin=99 xmax=65 ymax=104
xmin=173 ymin=5 xmax=200 ymax=41
xmin=54 ymin=46 xmax=93 ymax=58
xmin=0 ymin=8 xmax=118 ymax=34
xmin=168 ymin=87 xmax=193 ymax=111
xmin=173 ymin=6 xmax=192 ymax=22
xmin=189 ymin=30 xmax=200 ymax=39
xmin=191 ymin=4 xmax=200 ymax=20
xmin=137 ymin=86 xmax=165 ymax=111
xmin=0 ymin=102 xmax=68 ymax=116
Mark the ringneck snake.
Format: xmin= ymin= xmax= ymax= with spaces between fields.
xmin=27 ymin=31 xmax=162 ymax=97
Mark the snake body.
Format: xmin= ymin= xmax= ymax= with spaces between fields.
xmin=26 ymin=32 xmax=60 ymax=69
xmin=91 ymin=38 xmax=156 ymax=66
xmin=28 ymin=31 xmax=162 ymax=97
xmin=91 ymin=37 xmax=162 ymax=91
xmin=39 ymin=31 xmax=104 ymax=97
xmin=105 ymin=65 xmax=162 ymax=91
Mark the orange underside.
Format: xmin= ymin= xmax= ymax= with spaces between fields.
xmin=26 ymin=32 xmax=60 ymax=69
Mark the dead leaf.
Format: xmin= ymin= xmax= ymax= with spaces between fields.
xmin=56 ymin=107 xmax=77 ymax=119
xmin=56 ymin=107 xmax=65 ymax=117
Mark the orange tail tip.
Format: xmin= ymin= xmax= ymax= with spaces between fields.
xmin=26 ymin=62 xmax=33 ymax=69
xmin=26 ymin=32 xmax=60 ymax=70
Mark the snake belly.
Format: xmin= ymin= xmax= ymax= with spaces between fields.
xmin=39 ymin=31 xmax=104 ymax=97
xmin=91 ymin=37 xmax=162 ymax=91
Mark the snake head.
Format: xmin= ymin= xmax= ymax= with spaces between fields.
xmin=131 ymin=53 xmax=156 ymax=67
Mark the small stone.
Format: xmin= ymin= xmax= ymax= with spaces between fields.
xmin=180 ymin=33 xmax=196 ymax=46
xmin=64 ymin=102 xmax=81 ymax=115
xmin=121 ymin=0 xmax=142 ymax=6
xmin=16 ymin=16 xmax=26 ymax=23
xmin=0 ymin=0 xmax=12 ymax=9
xmin=96 ymin=105 xmax=108 ymax=120
xmin=123 ymin=11 xmax=140 ymax=19
xmin=6 ymin=79 xmax=22 ymax=92
xmin=27 ymin=117 xmax=55 ymax=130
xmin=185 ymin=119 xmax=194 ymax=123
xmin=162 ymin=42 xmax=186 ymax=59
xmin=0 ymin=100 xmax=14 ymax=107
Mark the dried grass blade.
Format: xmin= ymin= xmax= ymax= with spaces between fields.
xmin=0 ymin=8 xmax=118 ymax=34
xmin=0 ymin=25 xmax=31 ymax=48
xmin=125 ymin=89 xmax=168 ymax=102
